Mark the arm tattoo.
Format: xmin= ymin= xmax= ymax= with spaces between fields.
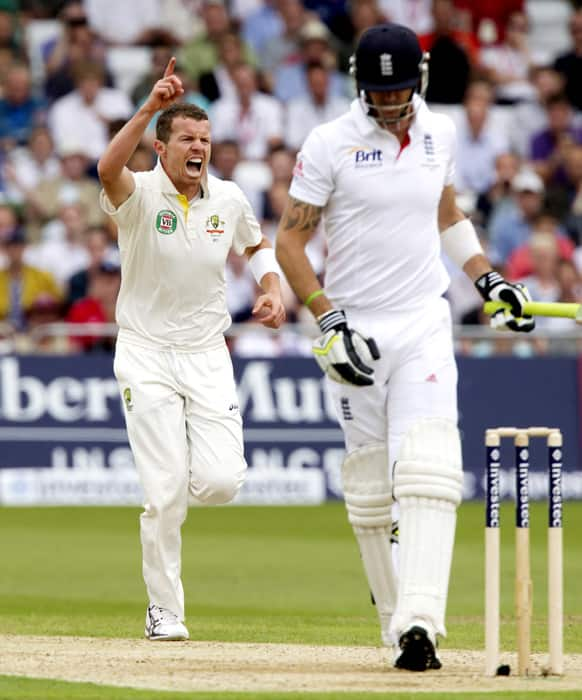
xmin=282 ymin=197 xmax=323 ymax=234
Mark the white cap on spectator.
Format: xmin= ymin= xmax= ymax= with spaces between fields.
xmin=58 ymin=142 xmax=89 ymax=159
xmin=511 ymin=169 xmax=544 ymax=194
xmin=299 ymin=20 xmax=331 ymax=44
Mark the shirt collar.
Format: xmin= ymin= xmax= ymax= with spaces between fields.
xmin=153 ymin=158 xmax=210 ymax=199
xmin=351 ymin=94 xmax=427 ymax=141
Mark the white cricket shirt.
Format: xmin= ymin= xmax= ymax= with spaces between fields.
xmin=289 ymin=96 xmax=455 ymax=313
xmin=100 ymin=161 xmax=262 ymax=351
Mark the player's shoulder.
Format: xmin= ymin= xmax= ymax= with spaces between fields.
xmin=419 ymin=102 xmax=457 ymax=138
xmin=301 ymin=109 xmax=353 ymax=154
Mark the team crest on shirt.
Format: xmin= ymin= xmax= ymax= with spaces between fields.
xmin=155 ymin=210 xmax=177 ymax=234
xmin=421 ymin=133 xmax=439 ymax=168
xmin=349 ymin=146 xmax=383 ymax=169
xmin=206 ymin=214 xmax=225 ymax=242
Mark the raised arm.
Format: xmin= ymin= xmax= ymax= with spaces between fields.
xmin=97 ymin=57 xmax=184 ymax=208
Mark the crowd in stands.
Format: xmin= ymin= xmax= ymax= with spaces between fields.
xmin=0 ymin=0 xmax=581 ymax=356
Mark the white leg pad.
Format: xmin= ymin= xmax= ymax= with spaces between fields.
xmin=390 ymin=418 xmax=463 ymax=642
xmin=342 ymin=443 xmax=397 ymax=645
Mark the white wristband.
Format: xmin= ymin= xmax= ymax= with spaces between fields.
xmin=440 ymin=219 xmax=484 ymax=269
xmin=248 ymin=247 xmax=280 ymax=285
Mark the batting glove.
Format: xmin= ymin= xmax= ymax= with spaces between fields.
xmin=312 ymin=310 xmax=380 ymax=386
xmin=475 ymin=271 xmax=535 ymax=333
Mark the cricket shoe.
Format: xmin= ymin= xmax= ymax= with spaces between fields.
xmin=145 ymin=604 xmax=189 ymax=641
xmin=394 ymin=625 xmax=441 ymax=671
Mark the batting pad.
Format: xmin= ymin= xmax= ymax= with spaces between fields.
xmin=390 ymin=418 xmax=463 ymax=641
xmin=342 ymin=444 xmax=397 ymax=645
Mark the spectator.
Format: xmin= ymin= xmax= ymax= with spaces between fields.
xmin=476 ymin=151 xmax=522 ymax=226
xmin=84 ymin=0 xmax=176 ymax=46
xmin=284 ymin=61 xmax=351 ymax=151
xmin=516 ymin=231 xmax=561 ymax=302
xmin=131 ymin=43 xmax=176 ymax=105
xmin=336 ymin=0 xmax=386 ymax=73
xmin=179 ymin=0 xmax=255 ymax=84
xmin=509 ymin=65 xmax=566 ymax=159
xmin=454 ymin=0 xmax=525 ymax=46
xmin=380 ymin=0 xmax=434 ymax=35
xmin=66 ymin=261 xmax=121 ymax=352
xmin=67 ymin=225 xmax=118 ymax=307
xmin=3 ymin=126 xmax=60 ymax=205
xmin=419 ymin=0 xmax=477 ymax=104
xmin=242 ymin=0 xmax=283 ymax=58
xmin=42 ymin=0 xmax=112 ymax=103
xmin=553 ymin=7 xmax=582 ymax=111
xmin=454 ymin=80 xmax=509 ymax=197
xmin=47 ymin=61 xmax=133 ymax=163
xmin=18 ymin=142 xmax=104 ymax=233
xmin=505 ymin=213 xmax=574 ymax=280
xmin=225 ymin=248 xmax=257 ymax=322
xmin=488 ymin=168 xmax=546 ymax=266
xmin=260 ymin=0 xmax=309 ymax=77
xmin=25 ymin=202 xmax=90 ymax=287
xmin=210 ymin=63 xmax=284 ymax=160
xmin=0 ymin=227 xmax=62 ymax=331
xmin=198 ymin=31 xmax=251 ymax=103
xmin=479 ymin=10 xmax=536 ymax=104
xmin=273 ymin=19 xmax=348 ymax=103
xmin=530 ymin=92 xmax=582 ymax=188
xmin=562 ymin=144 xmax=582 ymax=245
xmin=0 ymin=62 xmax=46 ymax=146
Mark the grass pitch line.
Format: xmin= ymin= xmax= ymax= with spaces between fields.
xmin=1 ymin=635 xmax=582 ymax=694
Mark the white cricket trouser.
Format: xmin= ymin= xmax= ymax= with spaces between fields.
xmin=114 ymin=337 xmax=247 ymax=621
xmin=327 ymin=296 xmax=458 ymax=461
xmin=326 ymin=296 xmax=459 ymax=639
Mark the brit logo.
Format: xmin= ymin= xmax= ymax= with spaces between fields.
xmin=380 ymin=53 xmax=393 ymax=76
xmin=206 ymin=214 xmax=225 ymax=242
xmin=350 ymin=146 xmax=383 ymax=168
xmin=155 ymin=210 xmax=177 ymax=235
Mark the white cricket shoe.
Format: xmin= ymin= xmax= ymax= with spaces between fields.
xmin=145 ymin=604 xmax=189 ymax=641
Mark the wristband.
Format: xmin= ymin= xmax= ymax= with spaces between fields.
xmin=248 ymin=248 xmax=280 ymax=285
xmin=305 ymin=289 xmax=325 ymax=307
xmin=440 ymin=218 xmax=483 ymax=269
xmin=317 ymin=309 xmax=346 ymax=334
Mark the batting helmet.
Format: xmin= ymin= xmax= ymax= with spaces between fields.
xmin=350 ymin=23 xmax=429 ymax=128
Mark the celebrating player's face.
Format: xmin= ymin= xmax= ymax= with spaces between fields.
xmin=368 ymin=87 xmax=414 ymax=132
xmin=157 ymin=116 xmax=211 ymax=197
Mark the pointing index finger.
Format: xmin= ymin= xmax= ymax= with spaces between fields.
xmin=163 ymin=57 xmax=176 ymax=78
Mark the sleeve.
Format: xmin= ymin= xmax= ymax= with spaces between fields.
xmin=99 ymin=171 xmax=143 ymax=229
xmin=232 ymin=186 xmax=263 ymax=255
xmin=288 ymin=128 xmax=334 ymax=207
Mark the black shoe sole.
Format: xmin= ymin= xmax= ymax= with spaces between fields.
xmin=395 ymin=626 xmax=441 ymax=671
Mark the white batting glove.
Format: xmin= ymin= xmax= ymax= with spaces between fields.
xmin=312 ymin=310 xmax=380 ymax=386
xmin=475 ymin=271 xmax=535 ymax=333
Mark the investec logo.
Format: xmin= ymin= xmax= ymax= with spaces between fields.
xmin=350 ymin=146 xmax=383 ymax=168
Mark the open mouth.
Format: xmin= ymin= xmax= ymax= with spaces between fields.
xmin=186 ymin=158 xmax=202 ymax=175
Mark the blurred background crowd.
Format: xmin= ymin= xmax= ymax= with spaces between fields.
xmin=0 ymin=0 xmax=580 ymax=356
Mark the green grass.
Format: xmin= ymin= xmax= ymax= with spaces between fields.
xmin=2 ymin=677 xmax=582 ymax=700
xmin=1 ymin=502 xmax=581 ymax=699
xmin=0 ymin=502 xmax=581 ymax=650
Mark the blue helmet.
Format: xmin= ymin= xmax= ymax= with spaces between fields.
xmin=350 ymin=23 xmax=429 ymax=127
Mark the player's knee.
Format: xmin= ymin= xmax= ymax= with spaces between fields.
xmin=394 ymin=417 xmax=463 ymax=505
xmin=342 ymin=443 xmax=392 ymax=530
xmin=194 ymin=463 xmax=246 ymax=505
